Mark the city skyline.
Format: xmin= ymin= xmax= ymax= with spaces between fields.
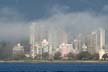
xmin=0 ymin=0 xmax=107 ymax=61
xmin=0 ymin=1 xmax=108 ymax=71
xmin=29 ymin=22 xmax=106 ymax=59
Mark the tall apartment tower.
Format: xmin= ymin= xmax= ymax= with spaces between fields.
xmin=30 ymin=22 xmax=36 ymax=59
xmin=48 ymin=26 xmax=68 ymax=55
xmin=98 ymin=28 xmax=105 ymax=49
xmin=85 ymin=28 xmax=105 ymax=54
xmin=98 ymin=28 xmax=105 ymax=60
xmin=95 ymin=28 xmax=105 ymax=53
xmin=48 ymin=26 xmax=58 ymax=56
xmin=73 ymin=39 xmax=81 ymax=54
xmin=86 ymin=32 xmax=97 ymax=54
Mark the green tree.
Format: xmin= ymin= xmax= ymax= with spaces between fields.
xmin=0 ymin=41 xmax=12 ymax=60
xmin=13 ymin=51 xmax=25 ymax=60
xmin=102 ymin=53 xmax=108 ymax=60
xmin=91 ymin=53 xmax=99 ymax=60
xmin=54 ymin=51 xmax=61 ymax=60
xmin=77 ymin=51 xmax=92 ymax=60
xmin=67 ymin=52 xmax=76 ymax=60
xmin=36 ymin=54 xmax=42 ymax=60
xmin=42 ymin=52 xmax=49 ymax=60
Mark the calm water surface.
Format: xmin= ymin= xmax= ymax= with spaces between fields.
xmin=0 ymin=62 xmax=108 ymax=72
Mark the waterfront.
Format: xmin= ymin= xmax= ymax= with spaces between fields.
xmin=0 ymin=62 xmax=108 ymax=72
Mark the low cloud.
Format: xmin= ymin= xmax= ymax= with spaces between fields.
xmin=35 ymin=6 xmax=108 ymax=38
xmin=0 ymin=5 xmax=108 ymax=41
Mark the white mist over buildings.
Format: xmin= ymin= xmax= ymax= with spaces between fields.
xmin=0 ymin=7 xmax=108 ymax=42
xmin=29 ymin=22 xmax=68 ymax=58
xmin=28 ymin=21 xmax=106 ymax=60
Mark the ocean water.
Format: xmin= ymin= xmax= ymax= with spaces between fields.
xmin=0 ymin=62 xmax=108 ymax=72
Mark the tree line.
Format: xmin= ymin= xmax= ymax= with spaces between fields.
xmin=13 ymin=51 xmax=102 ymax=60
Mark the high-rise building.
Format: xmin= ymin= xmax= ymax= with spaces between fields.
xmin=85 ymin=32 xmax=97 ymax=54
xmin=48 ymin=26 xmax=68 ymax=56
xmin=97 ymin=28 xmax=105 ymax=49
xmin=85 ymin=28 xmax=105 ymax=54
xmin=30 ymin=22 xmax=48 ymax=58
xmin=41 ymin=39 xmax=49 ymax=53
xmin=35 ymin=24 xmax=48 ymax=44
xmin=48 ymin=26 xmax=59 ymax=55
xmin=73 ymin=39 xmax=81 ymax=54
xmin=30 ymin=22 xmax=36 ymax=58
xmin=72 ymin=34 xmax=84 ymax=53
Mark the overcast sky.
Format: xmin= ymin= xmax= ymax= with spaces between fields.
xmin=0 ymin=0 xmax=108 ymax=41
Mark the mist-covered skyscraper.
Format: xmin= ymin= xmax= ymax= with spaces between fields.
xmin=85 ymin=28 xmax=105 ymax=54
xmin=30 ymin=22 xmax=36 ymax=58
xmin=30 ymin=22 xmax=49 ymax=58
xmin=48 ymin=26 xmax=59 ymax=55
xmin=48 ymin=25 xmax=68 ymax=55
xmin=35 ymin=24 xmax=48 ymax=44
xmin=97 ymin=28 xmax=105 ymax=49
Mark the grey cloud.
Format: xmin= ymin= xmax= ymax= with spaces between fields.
xmin=36 ymin=11 xmax=107 ymax=34
xmin=0 ymin=7 xmax=25 ymax=23
xmin=102 ymin=5 xmax=108 ymax=12
xmin=0 ymin=6 xmax=108 ymax=41
xmin=34 ymin=6 xmax=108 ymax=40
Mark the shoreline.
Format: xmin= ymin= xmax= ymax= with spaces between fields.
xmin=0 ymin=60 xmax=108 ymax=64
